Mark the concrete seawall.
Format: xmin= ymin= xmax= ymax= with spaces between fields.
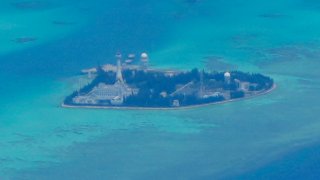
xmin=61 ymin=84 xmax=277 ymax=110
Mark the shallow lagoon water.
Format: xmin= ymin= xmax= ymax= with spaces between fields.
xmin=1 ymin=0 xmax=320 ymax=179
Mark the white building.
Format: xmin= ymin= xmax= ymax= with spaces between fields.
xmin=88 ymin=82 xmax=133 ymax=100
xmin=73 ymin=53 xmax=136 ymax=105
xmin=172 ymin=100 xmax=180 ymax=107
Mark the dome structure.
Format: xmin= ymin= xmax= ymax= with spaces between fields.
xmin=224 ymin=71 xmax=231 ymax=84
xmin=224 ymin=71 xmax=231 ymax=77
xmin=141 ymin=52 xmax=149 ymax=62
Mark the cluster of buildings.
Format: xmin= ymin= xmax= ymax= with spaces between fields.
xmin=73 ymin=52 xmax=148 ymax=106
xmin=72 ymin=51 xmax=254 ymax=107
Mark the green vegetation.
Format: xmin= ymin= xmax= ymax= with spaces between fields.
xmin=64 ymin=67 xmax=274 ymax=108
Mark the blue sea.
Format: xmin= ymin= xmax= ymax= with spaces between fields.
xmin=1 ymin=0 xmax=320 ymax=179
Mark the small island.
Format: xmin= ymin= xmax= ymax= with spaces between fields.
xmin=63 ymin=52 xmax=275 ymax=109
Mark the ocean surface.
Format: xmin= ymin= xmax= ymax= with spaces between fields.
xmin=1 ymin=0 xmax=320 ymax=179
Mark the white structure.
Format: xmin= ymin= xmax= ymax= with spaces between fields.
xmin=141 ymin=52 xmax=148 ymax=61
xmin=125 ymin=54 xmax=135 ymax=64
xmin=73 ymin=52 xmax=136 ymax=105
xmin=160 ymin=91 xmax=168 ymax=98
xmin=239 ymin=82 xmax=250 ymax=91
xmin=88 ymin=82 xmax=132 ymax=100
xmin=116 ymin=52 xmax=124 ymax=82
xmin=73 ymin=96 xmax=97 ymax=104
xmin=172 ymin=100 xmax=180 ymax=107
xmin=111 ymin=96 xmax=124 ymax=105
xmin=81 ymin=68 xmax=97 ymax=79
xmin=141 ymin=52 xmax=149 ymax=68
xmin=128 ymin=54 xmax=135 ymax=59
xmin=234 ymin=79 xmax=250 ymax=91
xmin=203 ymin=92 xmax=222 ymax=99
xmin=224 ymin=71 xmax=231 ymax=84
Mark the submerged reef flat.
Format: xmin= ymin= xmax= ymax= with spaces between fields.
xmin=11 ymin=1 xmax=55 ymax=10
xmin=52 ymin=21 xmax=76 ymax=26
xmin=63 ymin=53 xmax=275 ymax=109
xmin=258 ymin=13 xmax=287 ymax=19
xmin=203 ymin=56 xmax=237 ymax=71
xmin=184 ymin=0 xmax=201 ymax=4
xmin=13 ymin=37 xmax=37 ymax=43
xmin=257 ymin=44 xmax=320 ymax=67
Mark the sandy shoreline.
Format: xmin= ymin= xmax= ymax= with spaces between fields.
xmin=61 ymin=84 xmax=277 ymax=110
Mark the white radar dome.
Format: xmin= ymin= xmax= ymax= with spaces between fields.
xmin=141 ymin=52 xmax=148 ymax=59
xmin=224 ymin=72 xmax=231 ymax=77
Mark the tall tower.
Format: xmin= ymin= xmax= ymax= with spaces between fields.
xmin=140 ymin=52 xmax=149 ymax=69
xmin=224 ymin=71 xmax=231 ymax=84
xmin=115 ymin=52 xmax=124 ymax=83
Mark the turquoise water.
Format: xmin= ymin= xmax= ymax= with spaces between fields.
xmin=1 ymin=0 xmax=320 ymax=179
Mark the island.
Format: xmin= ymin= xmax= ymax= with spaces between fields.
xmin=62 ymin=52 xmax=275 ymax=109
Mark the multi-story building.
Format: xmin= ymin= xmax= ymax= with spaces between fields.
xmin=73 ymin=53 xmax=135 ymax=106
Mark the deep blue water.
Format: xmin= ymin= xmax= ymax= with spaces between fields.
xmin=235 ymin=143 xmax=320 ymax=180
